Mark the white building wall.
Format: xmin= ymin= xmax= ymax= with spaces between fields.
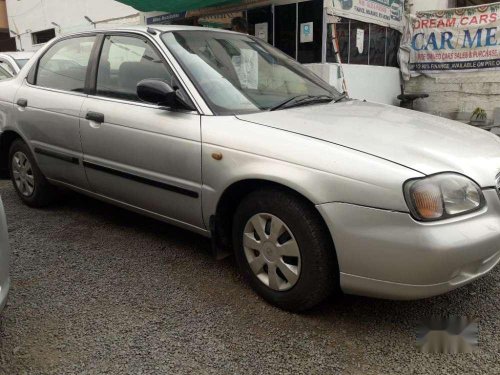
xmin=404 ymin=0 xmax=500 ymax=123
xmin=6 ymin=0 xmax=142 ymax=51
xmin=307 ymin=64 xmax=402 ymax=106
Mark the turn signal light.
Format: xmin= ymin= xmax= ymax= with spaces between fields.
xmin=404 ymin=173 xmax=484 ymax=222
xmin=411 ymin=183 xmax=443 ymax=219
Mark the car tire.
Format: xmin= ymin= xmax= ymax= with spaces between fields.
xmin=9 ymin=139 xmax=55 ymax=207
xmin=233 ymin=188 xmax=339 ymax=312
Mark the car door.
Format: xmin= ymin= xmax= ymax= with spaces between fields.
xmin=80 ymin=33 xmax=204 ymax=229
xmin=14 ymin=35 xmax=97 ymax=189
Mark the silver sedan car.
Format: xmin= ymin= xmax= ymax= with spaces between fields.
xmin=0 ymin=26 xmax=499 ymax=311
xmin=0 ymin=196 xmax=10 ymax=313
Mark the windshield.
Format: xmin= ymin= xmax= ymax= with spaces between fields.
xmin=15 ymin=59 xmax=29 ymax=68
xmin=161 ymin=31 xmax=341 ymax=115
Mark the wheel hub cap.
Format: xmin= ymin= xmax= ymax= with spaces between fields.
xmin=12 ymin=151 xmax=35 ymax=197
xmin=243 ymin=213 xmax=301 ymax=291
xmin=262 ymin=241 xmax=278 ymax=263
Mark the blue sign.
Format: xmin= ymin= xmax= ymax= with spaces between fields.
xmin=146 ymin=12 xmax=187 ymax=25
xmin=300 ymin=22 xmax=313 ymax=43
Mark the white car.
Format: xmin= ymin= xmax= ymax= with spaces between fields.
xmin=0 ymin=65 xmax=13 ymax=81
xmin=0 ymin=196 xmax=10 ymax=313
xmin=0 ymin=51 xmax=34 ymax=76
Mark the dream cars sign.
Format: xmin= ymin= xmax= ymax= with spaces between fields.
xmin=408 ymin=3 xmax=500 ymax=75
xmin=329 ymin=0 xmax=404 ymax=30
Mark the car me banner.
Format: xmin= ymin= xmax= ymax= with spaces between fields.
xmin=408 ymin=3 xmax=500 ymax=75
xmin=328 ymin=0 xmax=405 ymax=31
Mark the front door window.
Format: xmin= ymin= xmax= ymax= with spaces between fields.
xmin=96 ymin=35 xmax=173 ymax=102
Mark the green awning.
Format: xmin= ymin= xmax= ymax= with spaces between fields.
xmin=117 ymin=0 xmax=242 ymax=13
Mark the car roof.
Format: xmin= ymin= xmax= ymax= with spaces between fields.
xmin=0 ymin=51 xmax=34 ymax=60
xmin=62 ymin=25 xmax=238 ymax=38
xmin=107 ymin=25 xmax=234 ymax=33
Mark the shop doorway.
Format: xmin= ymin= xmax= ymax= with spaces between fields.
xmin=247 ymin=6 xmax=273 ymax=44
xmin=274 ymin=3 xmax=297 ymax=59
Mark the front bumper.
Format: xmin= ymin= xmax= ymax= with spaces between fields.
xmin=317 ymin=189 xmax=500 ymax=300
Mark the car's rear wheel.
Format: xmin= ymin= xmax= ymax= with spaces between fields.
xmin=9 ymin=139 xmax=54 ymax=207
xmin=233 ymin=188 xmax=339 ymax=312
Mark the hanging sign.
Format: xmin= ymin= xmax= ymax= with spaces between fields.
xmin=255 ymin=22 xmax=268 ymax=41
xmin=329 ymin=0 xmax=404 ymax=30
xmin=407 ymin=3 xmax=500 ymax=75
xmin=300 ymin=22 xmax=314 ymax=43
xmin=356 ymin=28 xmax=365 ymax=53
xmin=146 ymin=12 xmax=187 ymax=25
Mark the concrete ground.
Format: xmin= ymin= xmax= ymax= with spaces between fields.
xmin=0 ymin=180 xmax=498 ymax=374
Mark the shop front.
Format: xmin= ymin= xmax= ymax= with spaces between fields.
xmin=129 ymin=0 xmax=406 ymax=104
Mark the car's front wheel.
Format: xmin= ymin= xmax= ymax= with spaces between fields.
xmin=9 ymin=139 xmax=54 ymax=207
xmin=233 ymin=188 xmax=339 ymax=312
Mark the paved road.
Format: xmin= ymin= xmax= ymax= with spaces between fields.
xmin=0 ymin=180 xmax=498 ymax=374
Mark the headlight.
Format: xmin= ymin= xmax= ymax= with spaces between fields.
xmin=404 ymin=173 xmax=485 ymax=221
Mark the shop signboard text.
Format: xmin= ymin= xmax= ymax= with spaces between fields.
xmin=409 ymin=3 xmax=500 ymax=74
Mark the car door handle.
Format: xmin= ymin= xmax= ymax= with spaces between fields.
xmin=85 ymin=111 xmax=104 ymax=123
xmin=17 ymin=98 xmax=28 ymax=107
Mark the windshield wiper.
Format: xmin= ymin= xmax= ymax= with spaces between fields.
xmin=269 ymin=95 xmax=334 ymax=111
xmin=269 ymin=95 xmax=310 ymax=111
xmin=334 ymin=92 xmax=348 ymax=103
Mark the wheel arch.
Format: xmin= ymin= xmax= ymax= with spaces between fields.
xmin=211 ymin=178 xmax=336 ymax=260
xmin=0 ymin=129 xmax=24 ymax=176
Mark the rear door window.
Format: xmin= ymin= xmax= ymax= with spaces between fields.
xmin=35 ymin=36 xmax=96 ymax=92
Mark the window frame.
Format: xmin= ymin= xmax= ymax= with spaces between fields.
xmin=28 ymin=33 xmax=99 ymax=95
xmin=88 ymin=31 xmax=197 ymax=112
xmin=0 ymin=59 xmax=16 ymax=75
xmin=0 ymin=65 xmax=13 ymax=79
xmin=31 ymin=28 xmax=57 ymax=46
xmin=26 ymin=31 xmax=199 ymax=113
xmin=327 ymin=18 xmax=400 ymax=68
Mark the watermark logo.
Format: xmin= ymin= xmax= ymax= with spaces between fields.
xmin=417 ymin=316 xmax=478 ymax=353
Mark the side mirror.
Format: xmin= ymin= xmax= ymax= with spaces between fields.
xmin=137 ymin=79 xmax=177 ymax=107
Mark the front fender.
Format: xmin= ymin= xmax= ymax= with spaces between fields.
xmin=201 ymin=116 xmax=422 ymax=226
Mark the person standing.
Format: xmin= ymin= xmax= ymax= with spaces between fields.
xmin=231 ymin=17 xmax=248 ymax=33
